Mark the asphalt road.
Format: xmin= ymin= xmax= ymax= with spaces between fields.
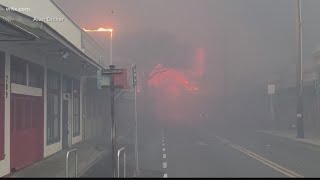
xmin=91 ymin=93 xmax=320 ymax=178
xmin=138 ymin=120 xmax=320 ymax=178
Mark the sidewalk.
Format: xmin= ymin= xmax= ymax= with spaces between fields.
xmin=5 ymin=138 xmax=110 ymax=178
xmin=257 ymin=129 xmax=320 ymax=148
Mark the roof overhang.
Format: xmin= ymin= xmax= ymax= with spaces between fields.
xmin=0 ymin=16 xmax=39 ymax=41
xmin=0 ymin=4 xmax=103 ymax=70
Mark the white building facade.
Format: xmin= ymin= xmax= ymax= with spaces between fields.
xmin=0 ymin=0 xmax=110 ymax=176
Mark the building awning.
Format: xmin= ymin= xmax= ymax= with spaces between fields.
xmin=0 ymin=16 xmax=39 ymax=41
xmin=0 ymin=4 xmax=103 ymax=70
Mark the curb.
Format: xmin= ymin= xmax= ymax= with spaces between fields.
xmin=256 ymin=130 xmax=320 ymax=148
xmin=78 ymin=150 xmax=110 ymax=177
xmin=55 ymin=149 xmax=110 ymax=177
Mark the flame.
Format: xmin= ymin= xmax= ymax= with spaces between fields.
xmin=83 ymin=28 xmax=113 ymax=38
xmin=148 ymin=64 xmax=199 ymax=93
xmin=147 ymin=48 xmax=207 ymax=123
xmin=149 ymin=63 xmax=201 ymax=123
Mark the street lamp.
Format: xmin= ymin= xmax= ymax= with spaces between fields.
xmin=83 ymin=28 xmax=114 ymax=65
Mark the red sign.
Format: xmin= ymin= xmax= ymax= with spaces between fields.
xmin=113 ymin=69 xmax=128 ymax=89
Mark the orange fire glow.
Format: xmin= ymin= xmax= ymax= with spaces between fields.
xmin=191 ymin=48 xmax=206 ymax=78
xmin=83 ymin=28 xmax=113 ymax=38
xmin=147 ymin=47 xmax=206 ymax=122
xmin=149 ymin=66 xmax=199 ymax=123
xmin=148 ymin=64 xmax=199 ymax=95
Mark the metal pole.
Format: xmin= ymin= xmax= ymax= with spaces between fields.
xmin=66 ymin=153 xmax=69 ymax=178
xmin=117 ymin=147 xmax=125 ymax=177
xmin=223 ymin=1 xmax=228 ymax=126
xmin=124 ymin=151 xmax=126 ymax=178
xmin=110 ymin=31 xmax=113 ymax=65
xmin=270 ymin=94 xmax=275 ymax=130
xmin=296 ymin=0 xmax=304 ymax=138
xmin=65 ymin=149 xmax=78 ymax=178
xmin=314 ymin=78 xmax=318 ymax=130
xmin=315 ymin=82 xmax=319 ymax=130
xmin=134 ymin=67 xmax=140 ymax=176
xmin=75 ymin=151 xmax=78 ymax=178
xmin=117 ymin=150 xmax=120 ymax=178
xmin=110 ymin=65 xmax=117 ymax=177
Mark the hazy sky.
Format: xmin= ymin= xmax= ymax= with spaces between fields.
xmin=54 ymin=0 xmax=320 ymax=118
xmin=54 ymin=0 xmax=225 ymax=95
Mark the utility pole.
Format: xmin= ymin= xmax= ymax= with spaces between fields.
xmin=97 ymin=64 xmax=125 ymax=177
xmin=109 ymin=64 xmax=117 ymax=177
xmin=110 ymin=30 xmax=113 ymax=65
xmin=223 ymin=2 xmax=228 ymax=127
xmin=271 ymin=94 xmax=275 ymax=129
xmin=132 ymin=64 xmax=139 ymax=176
xmin=313 ymin=75 xmax=318 ymax=130
xmin=268 ymin=84 xmax=276 ymax=130
xmin=296 ymin=0 xmax=304 ymax=138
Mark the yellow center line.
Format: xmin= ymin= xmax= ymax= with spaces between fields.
xmin=214 ymin=135 xmax=304 ymax=178
xmin=232 ymin=144 xmax=303 ymax=178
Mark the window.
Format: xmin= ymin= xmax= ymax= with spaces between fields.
xmin=73 ymin=80 xmax=80 ymax=137
xmin=29 ymin=63 xmax=44 ymax=88
xmin=10 ymin=55 xmax=44 ymax=88
xmin=11 ymin=55 xmax=27 ymax=85
xmin=48 ymin=70 xmax=59 ymax=90
xmin=62 ymin=76 xmax=72 ymax=93
xmin=47 ymin=69 xmax=61 ymax=145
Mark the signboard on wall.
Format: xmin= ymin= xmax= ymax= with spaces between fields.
xmin=97 ymin=68 xmax=128 ymax=89
xmin=113 ymin=69 xmax=128 ymax=89
xmin=268 ymin=84 xmax=275 ymax=94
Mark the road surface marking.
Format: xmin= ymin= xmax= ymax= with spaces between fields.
xmin=162 ymin=135 xmax=168 ymax=178
xmin=163 ymin=162 xmax=167 ymax=168
xmin=215 ymin=135 xmax=230 ymax=144
xmin=214 ymin=135 xmax=303 ymax=178
xmin=236 ymin=144 xmax=303 ymax=178
xmin=230 ymin=144 xmax=303 ymax=178
xmin=163 ymin=154 xmax=166 ymax=159
xmin=197 ymin=141 xmax=208 ymax=146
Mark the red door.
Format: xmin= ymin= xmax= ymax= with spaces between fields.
xmin=10 ymin=94 xmax=43 ymax=170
